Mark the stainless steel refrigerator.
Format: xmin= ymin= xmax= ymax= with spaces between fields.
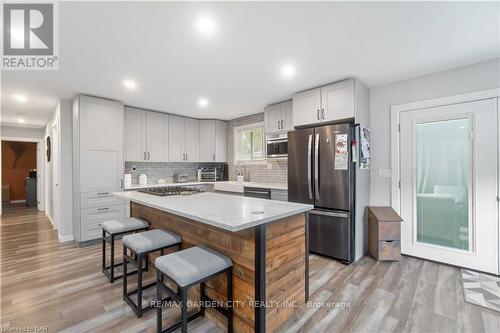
xmin=288 ymin=123 xmax=355 ymax=263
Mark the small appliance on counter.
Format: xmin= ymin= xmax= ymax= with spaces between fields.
xmin=197 ymin=163 xmax=228 ymax=182
xmin=139 ymin=174 xmax=147 ymax=186
xmin=173 ymin=173 xmax=189 ymax=183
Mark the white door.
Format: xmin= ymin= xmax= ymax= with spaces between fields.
xmin=320 ymin=79 xmax=354 ymax=122
xmin=399 ymin=98 xmax=498 ymax=273
xmin=292 ymin=88 xmax=321 ymax=127
xmin=265 ymin=104 xmax=283 ymax=133
xmin=215 ymin=120 xmax=227 ymax=162
xmin=184 ymin=118 xmax=199 ymax=162
xmin=124 ymin=107 xmax=146 ymax=162
xmin=199 ymin=120 xmax=216 ymax=162
xmin=168 ymin=115 xmax=185 ymax=162
xmin=146 ymin=111 xmax=168 ymax=162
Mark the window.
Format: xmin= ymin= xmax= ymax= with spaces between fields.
xmin=234 ymin=123 xmax=265 ymax=162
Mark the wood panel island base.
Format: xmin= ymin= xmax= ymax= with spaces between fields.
xmin=115 ymin=191 xmax=313 ymax=333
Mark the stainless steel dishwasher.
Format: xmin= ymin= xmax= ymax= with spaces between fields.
xmin=243 ymin=187 xmax=271 ymax=199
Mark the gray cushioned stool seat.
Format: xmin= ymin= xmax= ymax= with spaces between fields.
xmin=122 ymin=229 xmax=181 ymax=254
xmin=101 ymin=217 xmax=148 ymax=235
xmin=155 ymin=246 xmax=233 ymax=287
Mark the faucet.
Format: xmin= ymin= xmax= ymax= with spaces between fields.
xmin=236 ymin=161 xmax=246 ymax=181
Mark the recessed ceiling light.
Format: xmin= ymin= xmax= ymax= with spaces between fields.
xmin=17 ymin=113 xmax=26 ymax=123
xmin=122 ymin=79 xmax=137 ymax=90
xmin=13 ymin=94 xmax=27 ymax=103
xmin=198 ymin=98 xmax=209 ymax=108
xmin=281 ymin=64 xmax=296 ymax=79
xmin=195 ymin=16 xmax=217 ymax=38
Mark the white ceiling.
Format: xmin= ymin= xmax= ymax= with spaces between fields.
xmin=1 ymin=1 xmax=499 ymax=127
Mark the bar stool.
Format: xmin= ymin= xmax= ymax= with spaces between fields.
xmin=122 ymin=229 xmax=182 ymax=317
xmin=101 ymin=217 xmax=149 ymax=283
xmin=155 ymin=245 xmax=233 ymax=333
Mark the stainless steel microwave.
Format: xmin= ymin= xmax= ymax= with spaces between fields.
xmin=266 ymin=133 xmax=288 ymax=158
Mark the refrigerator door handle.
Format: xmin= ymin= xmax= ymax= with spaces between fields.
xmin=310 ymin=209 xmax=348 ymax=219
xmin=307 ymin=134 xmax=313 ymax=199
xmin=314 ymin=133 xmax=320 ymax=200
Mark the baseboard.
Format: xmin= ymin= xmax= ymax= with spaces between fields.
xmin=10 ymin=199 xmax=26 ymax=204
xmin=58 ymin=234 xmax=74 ymax=243
xmin=46 ymin=214 xmax=55 ymax=229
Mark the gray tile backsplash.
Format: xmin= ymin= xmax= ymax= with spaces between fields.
xmin=226 ymin=113 xmax=288 ymax=184
xmin=124 ymin=162 xmax=198 ymax=184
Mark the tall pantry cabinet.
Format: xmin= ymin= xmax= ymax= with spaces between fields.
xmin=73 ymin=95 xmax=126 ymax=243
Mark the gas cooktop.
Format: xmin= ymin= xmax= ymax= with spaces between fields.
xmin=138 ymin=186 xmax=202 ymax=197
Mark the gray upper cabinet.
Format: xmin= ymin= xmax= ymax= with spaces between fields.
xmin=292 ymin=79 xmax=356 ymax=127
xmin=168 ymin=116 xmax=200 ymax=162
xmin=215 ymin=120 xmax=227 ymax=162
xmin=124 ymin=107 xmax=146 ymax=161
xmin=184 ymin=118 xmax=199 ymax=162
xmin=146 ymin=112 xmax=169 ymax=162
xmin=321 ymin=79 xmax=355 ymax=122
xmin=264 ymin=100 xmax=293 ymax=134
xmin=199 ymin=120 xmax=227 ymax=162
xmin=124 ymin=107 xmax=168 ymax=162
xmin=77 ymin=96 xmax=124 ymax=192
xmin=292 ymin=88 xmax=322 ymax=127
xmin=168 ymin=115 xmax=185 ymax=162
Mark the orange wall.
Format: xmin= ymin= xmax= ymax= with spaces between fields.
xmin=2 ymin=141 xmax=37 ymax=201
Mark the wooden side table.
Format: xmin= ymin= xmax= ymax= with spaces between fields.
xmin=368 ymin=206 xmax=403 ymax=261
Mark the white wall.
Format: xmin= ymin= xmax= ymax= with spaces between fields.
xmin=369 ymin=58 xmax=500 ymax=206
xmin=1 ymin=125 xmax=45 ymax=140
xmin=44 ymin=100 xmax=74 ymax=241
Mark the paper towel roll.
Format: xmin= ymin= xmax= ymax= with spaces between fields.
xmin=124 ymin=174 xmax=132 ymax=188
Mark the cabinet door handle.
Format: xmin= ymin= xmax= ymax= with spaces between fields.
xmin=144 ymin=152 xmax=146 ymax=160
xmin=147 ymin=152 xmax=150 ymax=160
xmin=321 ymin=108 xmax=325 ymax=120
xmin=281 ymin=120 xmax=284 ymax=129
xmin=317 ymin=109 xmax=320 ymax=120
xmin=277 ymin=120 xmax=281 ymax=130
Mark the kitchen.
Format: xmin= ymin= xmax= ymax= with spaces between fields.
xmin=1 ymin=1 xmax=499 ymax=333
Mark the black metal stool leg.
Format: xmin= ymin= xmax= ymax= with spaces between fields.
xmin=137 ymin=254 xmax=143 ymax=318
xmin=123 ymin=246 xmax=128 ymax=300
xmin=200 ymin=282 xmax=206 ymax=317
xmin=180 ymin=287 xmax=188 ymax=333
xmin=102 ymin=229 xmax=106 ymax=273
xmin=156 ymin=270 xmax=163 ymax=333
xmin=227 ymin=268 xmax=233 ymax=333
xmin=110 ymin=234 xmax=115 ymax=282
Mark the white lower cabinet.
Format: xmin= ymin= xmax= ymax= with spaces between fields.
xmin=80 ymin=203 xmax=125 ymax=241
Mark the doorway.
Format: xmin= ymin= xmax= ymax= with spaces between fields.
xmin=397 ymin=98 xmax=498 ymax=274
xmin=1 ymin=140 xmax=38 ymax=210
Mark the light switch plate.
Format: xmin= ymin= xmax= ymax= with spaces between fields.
xmin=379 ymin=169 xmax=391 ymax=178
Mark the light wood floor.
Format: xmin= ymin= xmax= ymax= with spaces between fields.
xmin=1 ymin=205 xmax=499 ymax=333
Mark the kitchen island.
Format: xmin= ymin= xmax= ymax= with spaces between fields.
xmin=114 ymin=191 xmax=312 ymax=333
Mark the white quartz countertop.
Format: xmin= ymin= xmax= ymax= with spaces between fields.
xmin=113 ymin=191 xmax=311 ymax=232
xmin=124 ymin=181 xmax=288 ymax=191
